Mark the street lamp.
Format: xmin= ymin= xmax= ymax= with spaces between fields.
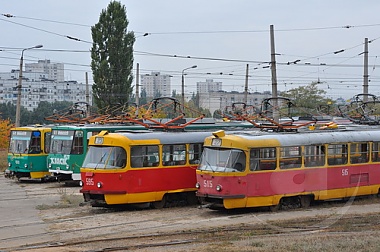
xmin=15 ymin=44 xmax=43 ymax=127
xmin=181 ymin=65 xmax=197 ymax=110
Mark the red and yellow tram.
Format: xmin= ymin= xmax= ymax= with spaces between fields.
xmin=196 ymin=127 xmax=380 ymax=210
xmin=80 ymin=130 xmax=212 ymax=208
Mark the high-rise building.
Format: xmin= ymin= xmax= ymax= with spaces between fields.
xmin=0 ymin=60 xmax=91 ymax=111
xmin=25 ymin=59 xmax=64 ymax=82
xmin=140 ymin=72 xmax=171 ymax=97
xmin=196 ymin=79 xmax=222 ymax=94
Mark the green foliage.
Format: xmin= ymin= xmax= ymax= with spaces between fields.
xmin=139 ymin=88 xmax=148 ymax=105
xmin=280 ymin=82 xmax=334 ymax=115
xmin=91 ymin=1 xmax=135 ymax=109
xmin=0 ymin=101 xmax=73 ymax=126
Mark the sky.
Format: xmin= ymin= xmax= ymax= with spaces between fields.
xmin=1 ymin=0 xmax=380 ymax=100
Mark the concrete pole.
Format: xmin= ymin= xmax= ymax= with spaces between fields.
xmin=270 ymin=25 xmax=279 ymax=122
xmin=244 ymin=64 xmax=249 ymax=104
xmin=363 ymin=38 xmax=369 ymax=102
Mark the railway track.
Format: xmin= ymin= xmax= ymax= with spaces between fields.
xmin=2 ymin=176 xmax=380 ymax=251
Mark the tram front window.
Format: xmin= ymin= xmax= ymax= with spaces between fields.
xmin=198 ymin=147 xmax=246 ymax=172
xmin=82 ymin=146 xmax=126 ymax=169
xmin=9 ymin=131 xmax=32 ymax=154
xmin=50 ymin=131 xmax=75 ymax=154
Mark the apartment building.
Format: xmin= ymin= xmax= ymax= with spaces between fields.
xmin=0 ymin=60 xmax=91 ymax=111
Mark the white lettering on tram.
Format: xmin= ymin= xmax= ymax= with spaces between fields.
xmin=50 ymin=155 xmax=69 ymax=165
xmin=85 ymin=178 xmax=94 ymax=186
xmin=203 ymin=180 xmax=213 ymax=188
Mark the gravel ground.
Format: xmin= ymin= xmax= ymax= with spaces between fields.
xmin=2 ymin=176 xmax=380 ymax=252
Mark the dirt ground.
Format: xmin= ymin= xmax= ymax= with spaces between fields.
xmin=2 ymin=177 xmax=380 ymax=252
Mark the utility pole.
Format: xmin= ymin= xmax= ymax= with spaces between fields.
xmin=85 ymin=72 xmax=90 ymax=116
xmin=363 ymin=38 xmax=369 ymax=102
xmin=135 ymin=63 xmax=140 ymax=117
xmin=244 ymin=64 xmax=249 ymax=104
xmin=270 ymin=25 xmax=279 ymax=122
xmin=15 ymin=44 xmax=43 ymax=127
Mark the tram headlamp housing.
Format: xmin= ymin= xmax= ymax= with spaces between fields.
xmin=216 ymin=185 xmax=222 ymax=192
xmin=48 ymin=163 xmax=52 ymax=168
xmin=79 ymin=180 xmax=83 ymax=187
xmin=97 ymin=182 xmax=103 ymax=188
xmin=24 ymin=164 xmax=28 ymax=168
xmin=8 ymin=162 xmax=11 ymax=167
xmin=195 ymin=182 xmax=200 ymax=189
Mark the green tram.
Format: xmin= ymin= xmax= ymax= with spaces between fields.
xmin=48 ymin=124 xmax=148 ymax=181
xmin=48 ymin=120 xmax=255 ymax=182
xmin=6 ymin=125 xmax=52 ymax=180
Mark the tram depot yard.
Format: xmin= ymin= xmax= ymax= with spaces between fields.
xmin=1 ymin=175 xmax=380 ymax=252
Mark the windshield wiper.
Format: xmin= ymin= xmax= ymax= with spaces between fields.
xmin=94 ymin=152 xmax=108 ymax=170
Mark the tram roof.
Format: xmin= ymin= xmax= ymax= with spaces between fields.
xmin=226 ymin=127 xmax=380 ymax=146
xmin=107 ymin=130 xmax=213 ymax=144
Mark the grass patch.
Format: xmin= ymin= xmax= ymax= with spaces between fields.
xmin=36 ymin=188 xmax=83 ymax=210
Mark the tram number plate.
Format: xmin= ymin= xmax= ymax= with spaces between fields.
xmin=85 ymin=178 xmax=94 ymax=186
xmin=342 ymin=169 xmax=349 ymax=176
xmin=203 ymin=180 xmax=213 ymax=188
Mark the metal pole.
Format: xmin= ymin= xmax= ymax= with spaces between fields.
xmin=181 ymin=65 xmax=197 ymax=111
xmin=15 ymin=45 xmax=43 ymax=127
xmin=15 ymin=50 xmax=25 ymax=127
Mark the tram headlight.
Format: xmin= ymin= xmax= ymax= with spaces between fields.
xmin=216 ymin=185 xmax=222 ymax=192
xmin=79 ymin=180 xmax=83 ymax=187
xmin=24 ymin=164 xmax=28 ymax=168
xmin=66 ymin=165 xmax=70 ymax=169
xmin=8 ymin=162 xmax=11 ymax=167
xmin=97 ymin=182 xmax=103 ymax=188
xmin=195 ymin=182 xmax=200 ymax=189
xmin=48 ymin=163 xmax=52 ymax=168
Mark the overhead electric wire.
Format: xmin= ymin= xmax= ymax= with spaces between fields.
xmin=3 ymin=12 xmax=380 ymax=97
xmin=0 ymin=15 xmax=92 ymax=44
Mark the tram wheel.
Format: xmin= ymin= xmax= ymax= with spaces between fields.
xmin=300 ymin=195 xmax=312 ymax=208
xmin=186 ymin=193 xmax=199 ymax=205
xmin=151 ymin=195 xmax=166 ymax=209
xmin=269 ymin=198 xmax=282 ymax=212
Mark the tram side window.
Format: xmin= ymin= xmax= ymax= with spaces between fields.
xmin=131 ymin=145 xmax=159 ymax=168
xmin=258 ymin=147 xmax=276 ymax=170
xmin=44 ymin=132 xmax=51 ymax=154
xmin=350 ymin=142 xmax=369 ymax=164
xmin=249 ymin=149 xmax=260 ymax=171
xmin=327 ymin=144 xmax=348 ymax=165
xmin=373 ymin=142 xmax=380 ymax=162
xmin=280 ymin=146 xmax=302 ymax=169
xmin=189 ymin=143 xmax=203 ymax=164
xmin=163 ymin=144 xmax=186 ymax=166
xmin=29 ymin=131 xmax=41 ymax=154
xmin=71 ymin=131 xmax=84 ymax=155
xmin=304 ymin=145 xmax=325 ymax=167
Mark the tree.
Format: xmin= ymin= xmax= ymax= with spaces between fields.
xmin=139 ymin=88 xmax=148 ymax=105
xmin=0 ymin=119 xmax=12 ymax=149
xmin=91 ymin=1 xmax=135 ymax=109
xmin=280 ymin=82 xmax=333 ymax=115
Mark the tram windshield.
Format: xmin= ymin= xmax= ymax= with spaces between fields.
xmin=9 ymin=131 xmax=41 ymax=154
xmin=50 ymin=130 xmax=84 ymax=155
xmin=198 ymin=147 xmax=246 ymax=172
xmin=82 ymin=146 xmax=126 ymax=169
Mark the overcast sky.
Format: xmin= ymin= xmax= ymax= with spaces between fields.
xmin=1 ymin=0 xmax=380 ymax=100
